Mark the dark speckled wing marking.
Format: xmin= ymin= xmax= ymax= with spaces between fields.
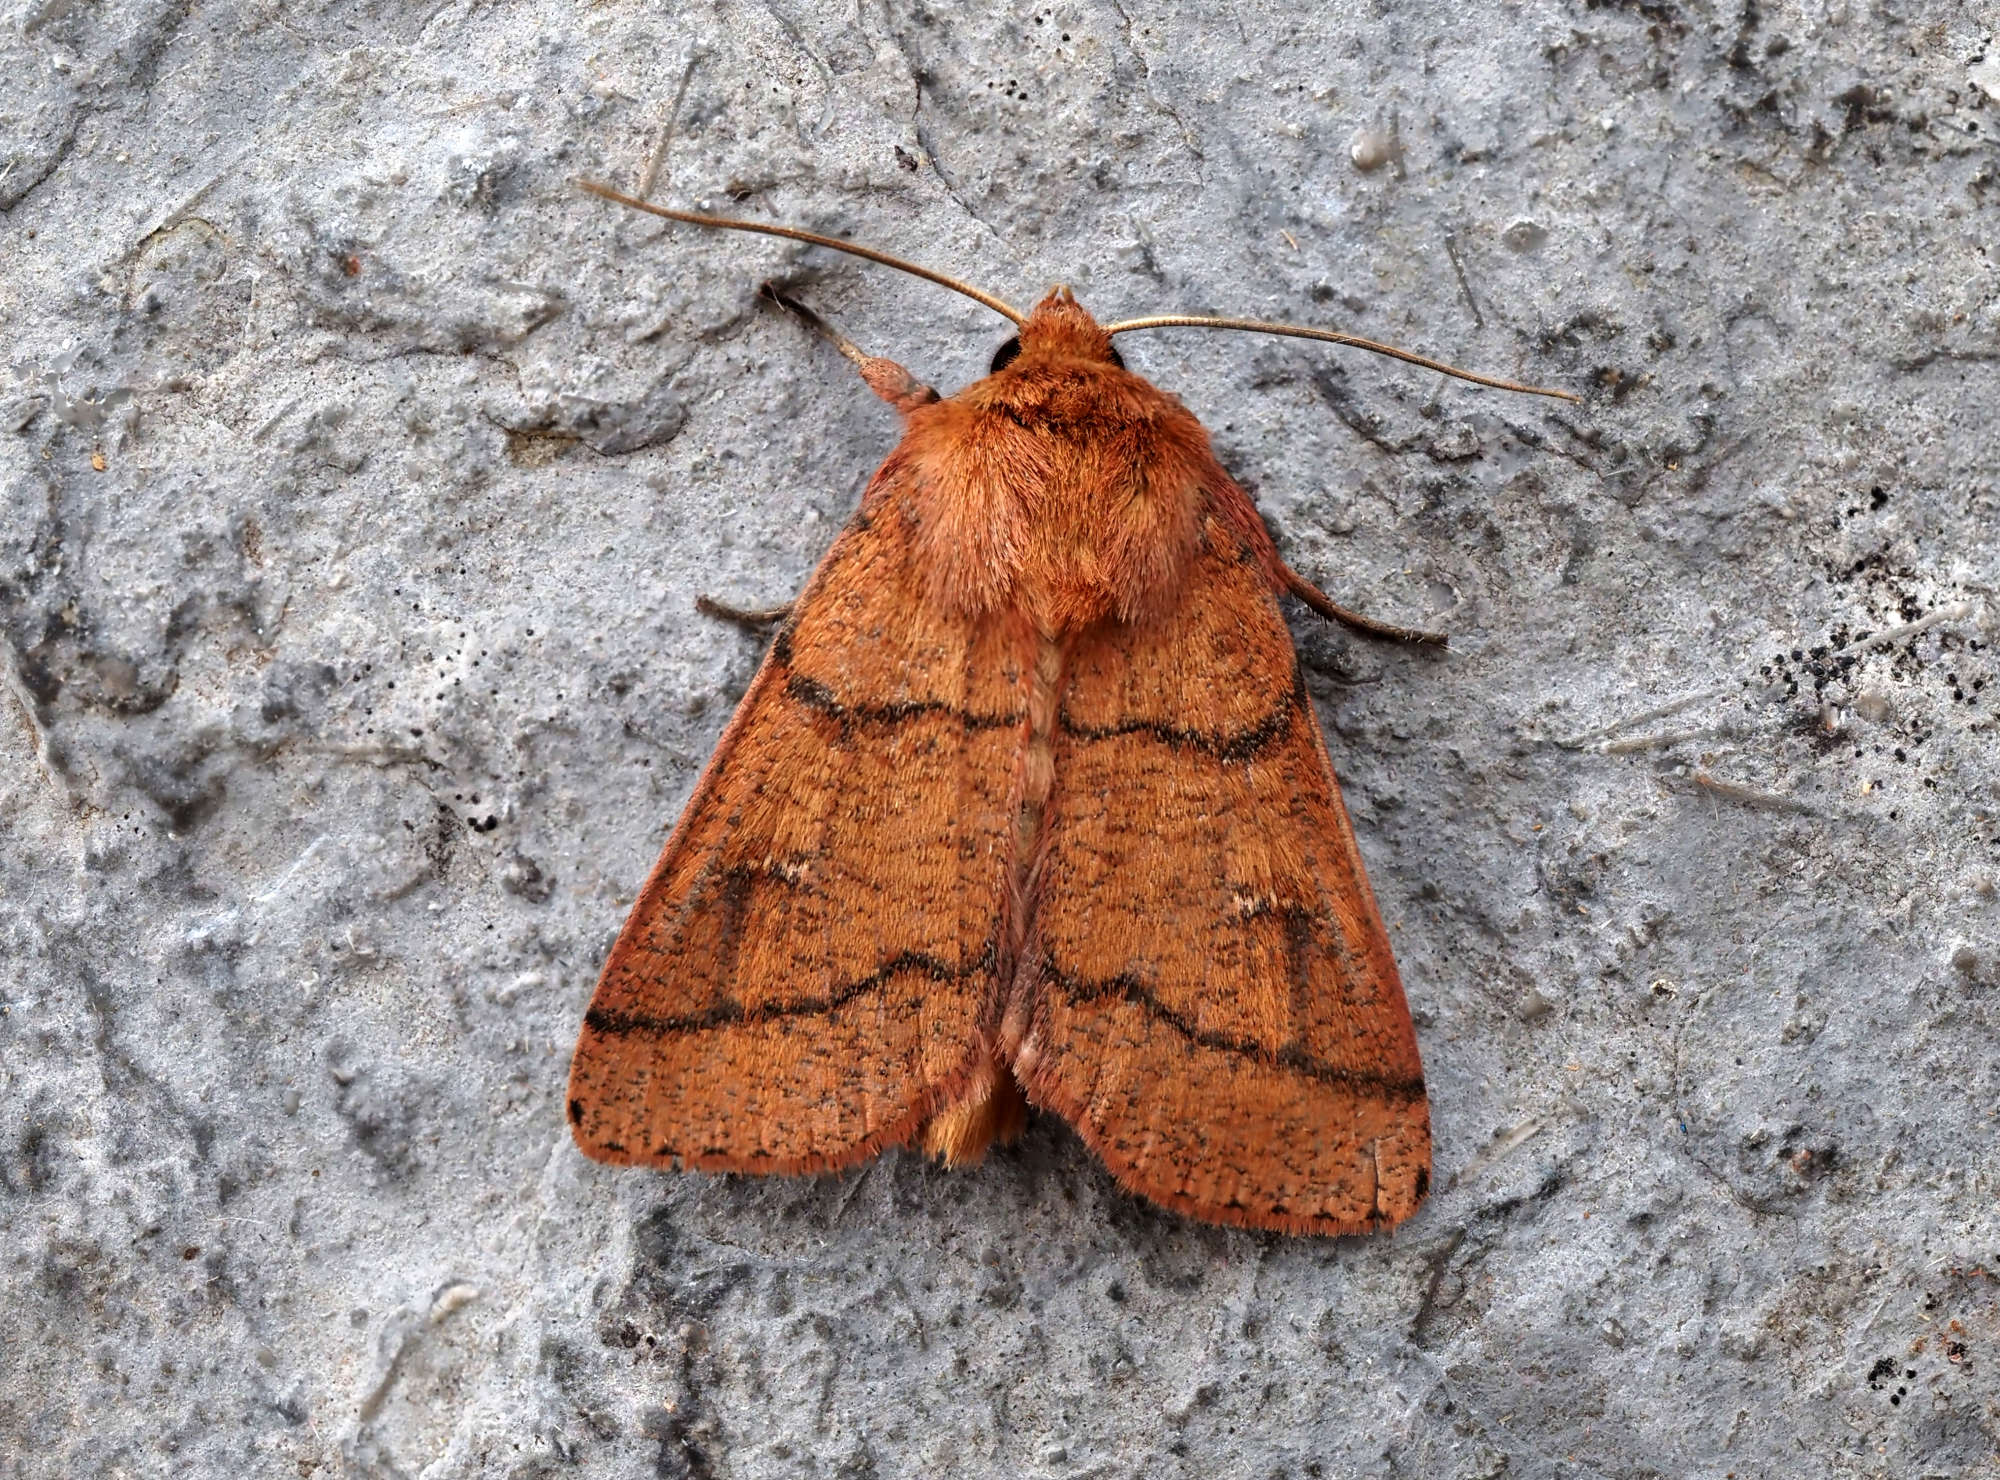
xmin=567 ymin=485 xmax=1036 ymax=1175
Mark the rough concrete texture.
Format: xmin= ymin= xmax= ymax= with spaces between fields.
xmin=3 ymin=1 xmax=1998 ymax=1475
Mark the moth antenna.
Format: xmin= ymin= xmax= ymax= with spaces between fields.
xmin=579 ymin=180 xmax=1026 ymax=326
xmin=1102 ymin=314 xmax=1579 ymax=402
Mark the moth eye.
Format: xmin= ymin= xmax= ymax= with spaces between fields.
xmin=989 ymin=337 xmax=1022 ymax=373
xmin=1107 ymin=344 xmax=1126 ymax=370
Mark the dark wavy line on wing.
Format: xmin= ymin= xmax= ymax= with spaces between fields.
xmin=779 ymin=670 xmax=1024 ymax=732
xmin=1037 ymin=960 xmax=1425 ymax=1102
xmin=586 ymin=941 xmax=996 ymax=1038
xmin=1056 ymin=664 xmax=1307 ymax=761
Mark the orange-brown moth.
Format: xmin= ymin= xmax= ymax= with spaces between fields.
xmin=567 ymin=182 xmax=1574 ymax=1236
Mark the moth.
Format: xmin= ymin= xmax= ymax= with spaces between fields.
xmin=566 ymin=182 xmax=1572 ymax=1235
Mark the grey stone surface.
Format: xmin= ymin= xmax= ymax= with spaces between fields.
xmin=3 ymin=1 xmax=1998 ymax=1475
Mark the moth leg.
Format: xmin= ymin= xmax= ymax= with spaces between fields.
xmin=919 ymin=1052 xmax=1029 ymax=1167
xmin=694 ymin=594 xmax=794 ymax=629
xmin=1279 ymin=562 xmax=1448 ymax=647
xmin=759 ymin=282 xmax=940 ymax=414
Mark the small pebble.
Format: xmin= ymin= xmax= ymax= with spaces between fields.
xmin=431 ymin=1283 xmax=481 ymax=1322
xmin=1349 ymin=128 xmax=1396 ymax=171
xmin=1853 ymin=689 xmax=1891 ymax=723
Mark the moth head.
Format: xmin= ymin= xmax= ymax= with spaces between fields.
xmin=994 ymin=287 xmax=1125 ymax=372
